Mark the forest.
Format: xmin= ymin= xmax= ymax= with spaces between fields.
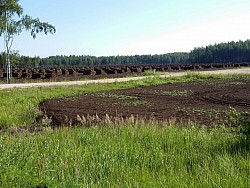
xmin=1 ymin=39 xmax=250 ymax=68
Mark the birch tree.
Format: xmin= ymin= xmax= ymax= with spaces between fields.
xmin=0 ymin=0 xmax=56 ymax=83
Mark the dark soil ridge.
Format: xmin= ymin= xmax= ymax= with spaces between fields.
xmin=39 ymin=78 xmax=250 ymax=127
xmin=1 ymin=63 xmax=250 ymax=83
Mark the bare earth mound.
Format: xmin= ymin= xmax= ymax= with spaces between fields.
xmin=40 ymin=78 xmax=250 ymax=127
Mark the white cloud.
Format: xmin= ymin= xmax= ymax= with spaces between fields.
xmin=121 ymin=11 xmax=250 ymax=55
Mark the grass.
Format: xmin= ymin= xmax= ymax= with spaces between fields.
xmin=0 ymin=72 xmax=249 ymax=187
xmin=142 ymin=69 xmax=160 ymax=76
xmin=0 ymin=123 xmax=249 ymax=187
xmin=154 ymin=89 xmax=193 ymax=97
xmin=92 ymin=92 xmax=138 ymax=100
xmin=121 ymin=100 xmax=148 ymax=107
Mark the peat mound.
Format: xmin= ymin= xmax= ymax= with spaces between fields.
xmin=39 ymin=78 xmax=250 ymax=127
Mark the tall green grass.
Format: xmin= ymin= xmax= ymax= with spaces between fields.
xmin=0 ymin=124 xmax=249 ymax=187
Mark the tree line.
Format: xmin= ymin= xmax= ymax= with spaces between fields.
xmin=0 ymin=52 xmax=189 ymax=68
xmin=1 ymin=39 xmax=250 ymax=68
xmin=189 ymin=40 xmax=250 ymax=63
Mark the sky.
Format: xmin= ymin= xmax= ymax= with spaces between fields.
xmin=1 ymin=0 xmax=250 ymax=57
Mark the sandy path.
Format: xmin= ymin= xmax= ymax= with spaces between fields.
xmin=0 ymin=68 xmax=249 ymax=90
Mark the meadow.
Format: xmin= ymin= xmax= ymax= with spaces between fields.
xmin=0 ymin=73 xmax=249 ymax=187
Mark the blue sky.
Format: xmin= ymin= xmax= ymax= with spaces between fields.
xmin=1 ymin=0 xmax=250 ymax=57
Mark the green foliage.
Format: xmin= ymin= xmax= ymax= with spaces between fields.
xmin=142 ymin=69 xmax=160 ymax=76
xmin=154 ymin=89 xmax=193 ymax=97
xmin=0 ymin=0 xmax=23 ymax=36
xmin=121 ymin=100 xmax=147 ymax=107
xmin=0 ymin=53 xmax=190 ymax=68
xmin=19 ymin=15 xmax=56 ymax=39
xmin=0 ymin=124 xmax=249 ymax=187
xmin=0 ymin=51 xmax=22 ymax=68
xmin=92 ymin=92 xmax=137 ymax=100
xmin=224 ymin=107 xmax=250 ymax=137
xmin=0 ymin=0 xmax=56 ymax=37
xmin=190 ymin=39 xmax=250 ymax=63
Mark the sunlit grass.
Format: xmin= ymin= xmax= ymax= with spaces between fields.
xmin=0 ymin=124 xmax=249 ymax=187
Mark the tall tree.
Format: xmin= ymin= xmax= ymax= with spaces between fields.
xmin=0 ymin=0 xmax=56 ymax=83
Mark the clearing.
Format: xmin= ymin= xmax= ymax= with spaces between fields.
xmin=40 ymin=77 xmax=250 ymax=126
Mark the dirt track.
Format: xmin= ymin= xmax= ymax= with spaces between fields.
xmin=0 ymin=68 xmax=250 ymax=90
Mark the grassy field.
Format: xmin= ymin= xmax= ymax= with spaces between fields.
xmin=0 ymin=124 xmax=249 ymax=187
xmin=0 ymin=73 xmax=249 ymax=187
